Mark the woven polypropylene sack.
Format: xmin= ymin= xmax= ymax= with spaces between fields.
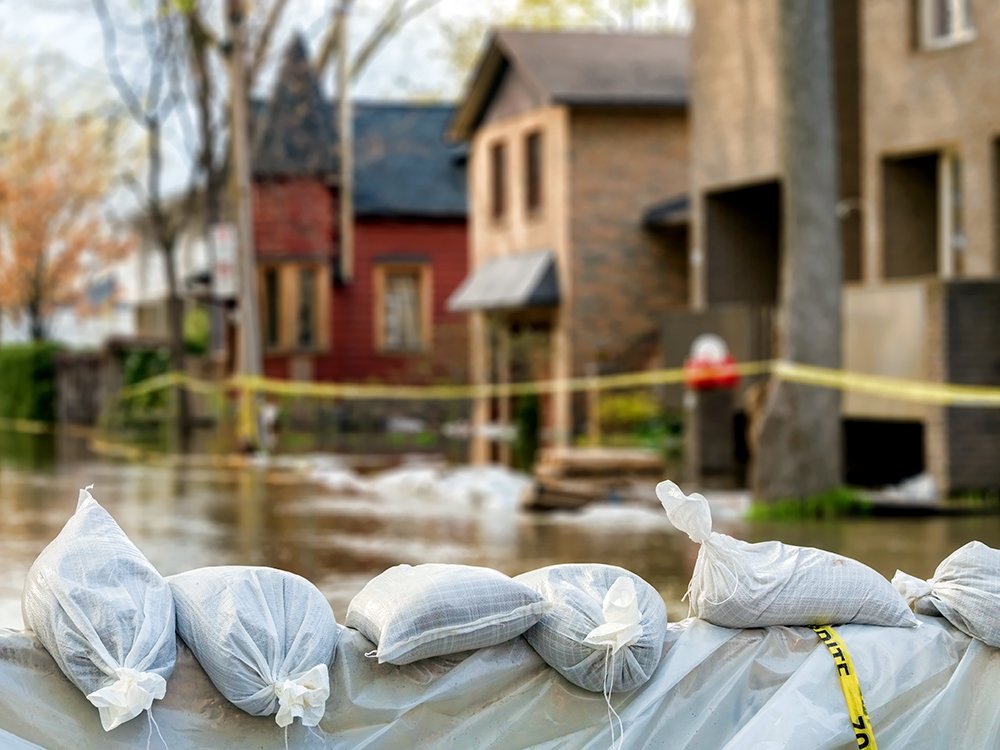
xmin=346 ymin=563 xmax=548 ymax=665
xmin=168 ymin=566 xmax=340 ymax=727
xmin=21 ymin=486 xmax=176 ymax=731
xmin=656 ymin=480 xmax=918 ymax=629
xmin=515 ymin=564 xmax=667 ymax=692
xmin=893 ymin=541 xmax=1000 ymax=647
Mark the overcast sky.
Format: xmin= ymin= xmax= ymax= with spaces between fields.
xmin=0 ymin=0 xmax=690 ymax=102
xmin=0 ymin=0 xmax=503 ymax=103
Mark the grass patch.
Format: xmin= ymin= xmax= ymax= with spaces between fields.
xmin=747 ymin=487 xmax=874 ymax=521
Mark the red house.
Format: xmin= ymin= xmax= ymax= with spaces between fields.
xmin=251 ymin=37 xmax=468 ymax=386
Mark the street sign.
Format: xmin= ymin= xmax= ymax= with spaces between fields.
xmin=211 ymin=223 xmax=238 ymax=299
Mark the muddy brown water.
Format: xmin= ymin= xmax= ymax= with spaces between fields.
xmin=3 ymin=433 xmax=1000 ymax=629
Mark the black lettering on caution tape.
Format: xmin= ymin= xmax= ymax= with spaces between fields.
xmin=809 ymin=625 xmax=878 ymax=750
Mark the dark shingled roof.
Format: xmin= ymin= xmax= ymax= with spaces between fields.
xmin=252 ymin=35 xmax=337 ymax=178
xmin=500 ymin=30 xmax=689 ymax=105
xmin=252 ymin=38 xmax=466 ymax=218
xmin=451 ymin=29 xmax=689 ymax=139
xmin=353 ymin=103 xmax=466 ymax=218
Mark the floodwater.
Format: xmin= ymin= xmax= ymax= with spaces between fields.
xmin=3 ymin=432 xmax=1000 ymax=629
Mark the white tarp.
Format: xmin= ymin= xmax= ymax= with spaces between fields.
xmin=1 ymin=614 xmax=998 ymax=749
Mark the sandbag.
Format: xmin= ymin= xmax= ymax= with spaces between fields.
xmin=515 ymin=563 xmax=667 ymax=692
xmin=168 ymin=566 xmax=340 ymax=727
xmin=20 ymin=486 xmax=176 ymax=731
xmin=656 ymin=480 xmax=918 ymax=629
xmin=894 ymin=540 xmax=1000 ymax=647
xmin=346 ymin=563 xmax=548 ymax=665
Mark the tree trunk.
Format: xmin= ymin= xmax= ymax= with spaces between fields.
xmin=752 ymin=0 xmax=842 ymax=500
xmin=161 ymin=245 xmax=191 ymax=450
xmin=27 ymin=301 xmax=45 ymax=343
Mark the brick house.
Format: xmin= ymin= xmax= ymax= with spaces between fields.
xmin=252 ymin=37 xmax=468 ymax=387
xmin=448 ymin=30 xmax=691 ymax=463
xmin=687 ymin=0 xmax=1000 ymax=494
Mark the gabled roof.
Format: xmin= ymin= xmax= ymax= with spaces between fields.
xmin=354 ymin=103 xmax=466 ymax=218
xmin=451 ymin=29 xmax=690 ymax=140
xmin=253 ymin=35 xmax=338 ymax=178
xmin=251 ymin=39 xmax=467 ymax=219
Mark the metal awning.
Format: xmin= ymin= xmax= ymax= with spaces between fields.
xmin=642 ymin=194 xmax=689 ymax=229
xmin=447 ymin=249 xmax=559 ymax=312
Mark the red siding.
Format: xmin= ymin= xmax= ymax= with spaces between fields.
xmin=252 ymin=174 xmax=469 ymax=384
xmin=263 ymin=357 xmax=289 ymax=380
xmin=253 ymin=179 xmax=336 ymax=256
xmin=324 ymin=218 xmax=469 ymax=384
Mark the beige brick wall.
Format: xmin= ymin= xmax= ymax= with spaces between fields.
xmin=690 ymin=0 xmax=782 ymax=307
xmin=568 ymin=108 xmax=690 ymax=374
xmin=468 ymin=105 xmax=571 ymax=283
xmin=863 ymin=0 xmax=1000 ymax=280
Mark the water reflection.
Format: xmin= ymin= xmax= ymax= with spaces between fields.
xmin=2 ymin=434 xmax=1000 ymax=630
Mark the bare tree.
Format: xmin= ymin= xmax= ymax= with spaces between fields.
xmin=752 ymin=0 xmax=842 ymax=500
xmin=93 ymin=0 xmax=200 ymax=444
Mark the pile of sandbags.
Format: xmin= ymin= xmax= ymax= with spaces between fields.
xmin=21 ymin=487 xmax=343 ymax=736
xmin=20 ymin=478 xmax=1000 ymax=744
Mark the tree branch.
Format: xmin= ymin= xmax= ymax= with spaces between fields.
xmin=249 ymin=0 xmax=290 ymax=81
xmin=92 ymin=0 xmax=146 ymax=123
xmin=349 ymin=0 xmax=445 ymax=82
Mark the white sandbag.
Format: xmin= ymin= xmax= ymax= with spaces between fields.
xmin=515 ymin=563 xmax=668 ymax=692
xmin=893 ymin=540 xmax=1000 ymax=647
xmin=20 ymin=486 xmax=176 ymax=731
xmin=346 ymin=563 xmax=548 ymax=665
xmin=168 ymin=566 xmax=340 ymax=727
xmin=656 ymin=480 xmax=918 ymax=629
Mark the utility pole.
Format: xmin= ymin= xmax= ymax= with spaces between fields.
xmin=227 ymin=0 xmax=263 ymax=449
xmin=336 ymin=0 xmax=355 ymax=283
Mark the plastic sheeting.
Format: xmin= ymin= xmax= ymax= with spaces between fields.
xmin=1 ymin=614 xmax=998 ymax=749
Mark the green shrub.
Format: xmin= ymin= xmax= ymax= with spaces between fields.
xmin=0 ymin=343 xmax=59 ymax=422
xmin=598 ymin=391 xmax=660 ymax=433
xmin=183 ymin=307 xmax=211 ymax=355
xmin=121 ymin=347 xmax=171 ymax=414
xmin=746 ymin=487 xmax=874 ymax=521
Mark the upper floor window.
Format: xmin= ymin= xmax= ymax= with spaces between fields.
xmin=525 ymin=130 xmax=544 ymax=216
xmin=490 ymin=141 xmax=507 ymax=221
xmin=375 ymin=263 xmax=431 ymax=353
xmin=920 ymin=0 xmax=974 ymax=49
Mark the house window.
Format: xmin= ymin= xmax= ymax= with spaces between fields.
xmin=920 ymin=0 xmax=974 ymax=49
xmin=297 ymin=267 xmax=316 ymax=348
xmin=525 ymin=130 xmax=543 ymax=215
xmin=259 ymin=263 xmax=328 ymax=351
xmin=490 ymin=141 xmax=507 ymax=220
xmin=374 ymin=264 xmax=432 ymax=353
xmin=264 ymin=267 xmax=280 ymax=348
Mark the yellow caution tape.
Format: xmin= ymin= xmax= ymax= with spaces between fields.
xmin=112 ymin=359 xmax=1000 ymax=406
xmin=810 ymin=625 xmax=878 ymax=750
xmin=7 ymin=358 xmax=1000 ymax=442
xmin=775 ymin=360 xmax=1000 ymax=406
